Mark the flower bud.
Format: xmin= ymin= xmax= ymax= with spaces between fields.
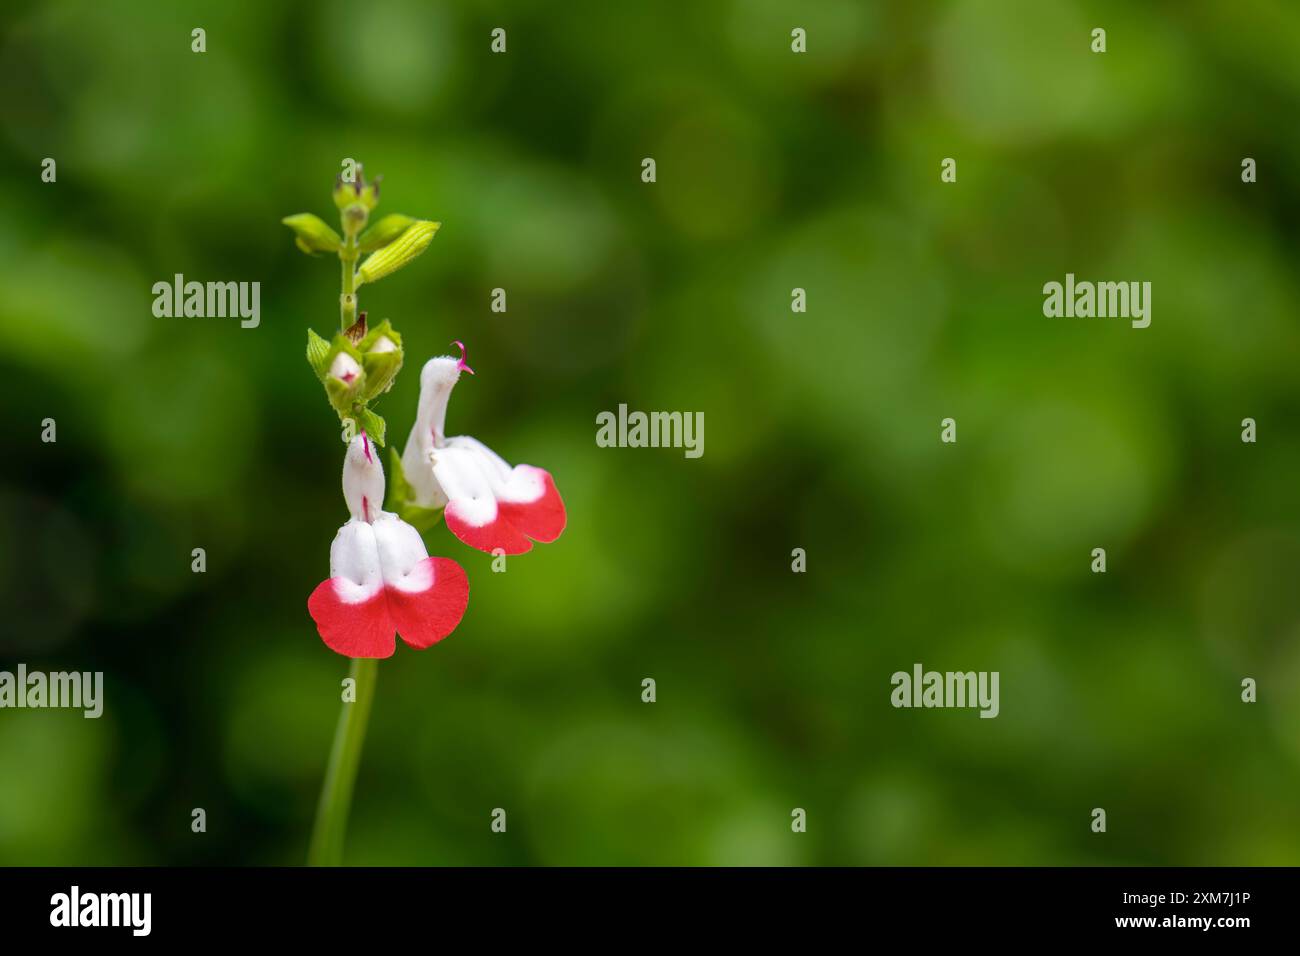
xmin=322 ymin=338 xmax=367 ymax=416
xmin=334 ymin=165 xmax=381 ymax=233
xmin=329 ymin=352 xmax=362 ymax=386
xmin=358 ymin=213 xmax=416 ymax=252
xmin=333 ymin=168 xmax=363 ymax=210
xmin=341 ymin=203 xmax=369 ymax=238
xmin=282 ymin=213 xmax=342 ymax=254
xmin=358 ymin=319 xmax=405 ymax=400
xmin=342 ymin=433 xmax=385 ymax=522
xmin=360 ymin=175 xmax=382 ymax=210
xmin=355 ymin=221 xmax=440 ymax=287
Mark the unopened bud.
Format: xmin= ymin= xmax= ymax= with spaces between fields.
xmin=342 ymin=434 xmax=385 ymax=522
xmin=356 ymin=221 xmax=440 ymax=287
xmin=282 ymin=213 xmax=343 ymax=254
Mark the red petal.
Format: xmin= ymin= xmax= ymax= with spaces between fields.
xmin=307 ymin=581 xmax=396 ymax=658
xmin=499 ymin=470 xmax=566 ymax=543
xmin=445 ymin=504 xmax=534 ymax=555
xmin=387 ymin=557 xmax=470 ymax=649
xmin=445 ymin=470 xmax=566 ymax=556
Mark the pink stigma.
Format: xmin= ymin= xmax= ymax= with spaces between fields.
xmin=453 ymin=340 xmax=475 ymax=375
xmin=361 ymin=431 xmax=373 ymax=463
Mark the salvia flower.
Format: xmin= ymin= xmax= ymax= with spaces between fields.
xmin=308 ymin=434 xmax=469 ymax=658
xmin=400 ymin=342 xmax=566 ymax=555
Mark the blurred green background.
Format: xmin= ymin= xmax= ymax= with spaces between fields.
xmin=2 ymin=0 xmax=1299 ymax=865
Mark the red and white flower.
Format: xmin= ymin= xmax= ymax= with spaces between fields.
xmin=308 ymin=434 xmax=469 ymax=658
xmin=400 ymin=342 xmax=566 ymax=556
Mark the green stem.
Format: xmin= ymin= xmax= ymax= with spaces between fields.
xmin=340 ymin=234 xmax=359 ymax=331
xmin=307 ymin=657 xmax=377 ymax=866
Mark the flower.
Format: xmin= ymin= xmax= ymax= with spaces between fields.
xmin=308 ymin=434 xmax=469 ymax=658
xmin=400 ymin=342 xmax=567 ymax=555
xmin=329 ymin=351 xmax=362 ymax=386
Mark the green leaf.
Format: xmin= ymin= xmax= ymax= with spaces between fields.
xmin=282 ymin=213 xmax=342 ymax=254
xmin=387 ymin=447 xmax=443 ymax=531
xmin=398 ymin=503 xmax=445 ymax=533
xmin=355 ymin=407 xmax=387 ymax=447
xmin=355 ymin=220 xmax=440 ymax=286
xmin=388 ymin=446 xmax=412 ymax=507
xmin=306 ymin=328 xmax=331 ymax=381
xmin=358 ymin=214 xmax=416 ymax=252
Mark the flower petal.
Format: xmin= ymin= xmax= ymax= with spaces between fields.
xmin=307 ymin=582 xmax=396 ymax=658
xmin=371 ymin=512 xmax=469 ymax=647
xmin=498 ymin=468 xmax=565 ymax=542
xmin=386 ymin=557 xmax=469 ymax=649
xmin=308 ymin=516 xmax=470 ymax=656
xmin=308 ymin=520 xmax=396 ymax=658
xmin=435 ymin=437 xmax=566 ymax=555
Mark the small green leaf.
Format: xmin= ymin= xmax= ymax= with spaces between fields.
xmin=398 ymin=503 xmax=445 ymax=533
xmin=388 ymin=446 xmax=412 ymax=509
xmin=358 ymin=214 xmax=415 ymax=252
xmin=355 ymin=220 xmax=440 ymax=286
xmin=356 ymin=407 xmax=387 ymax=447
xmin=388 ymin=447 xmax=443 ymax=530
xmin=282 ymin=213 xmax=342 ymax=254
xmin=306 ymin=328 xmax=331 ymax=381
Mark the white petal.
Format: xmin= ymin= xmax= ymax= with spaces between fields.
xmin=431 ymin=435 xmax=548 ymax=527
xmin=399 ymin=431 xmax=446 ymax=510
xmin=415 ymin=356 xmax=462 ymax=446
xmin=401 ymin=355 xmax=464 ymax=508
xmin=328 ymin=520 xmax=383 ymax=603
xmin=342 ymin=434 xmax=385 ymax=522
xmin=370 ymin=512 xmax=433 ymax=592
xmin=329 ymin=352 xmax=362 ymax=384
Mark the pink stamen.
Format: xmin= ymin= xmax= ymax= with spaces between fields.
xmin=362 ymin=495 xmax=371 ymax=523
xmin=361 ymin=431 xmax=373 ymax=463
xmin=452 ymin=340 xmax=475 ymax=375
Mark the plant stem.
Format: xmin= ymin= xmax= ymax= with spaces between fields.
xmin=307 ymin=656 xmax=377 ymax=866
xmin=340 ymin=234 xmax=359 ymax=331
